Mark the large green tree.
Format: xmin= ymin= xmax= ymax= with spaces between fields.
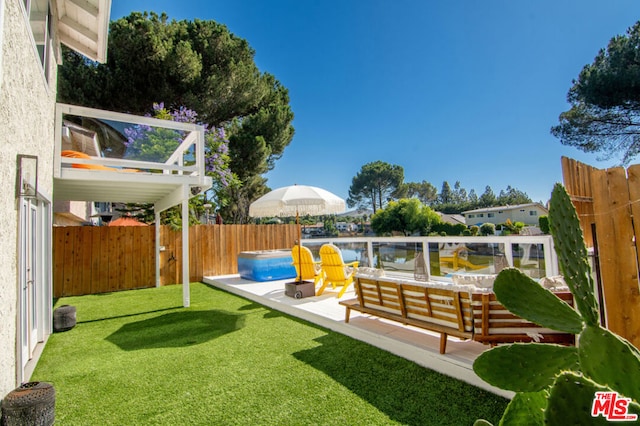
xmin=551 ymin=22 xmax=640 ymax=164
xmin=478 ymin=185 xmax=497 ymax=207
xmin=397 ymin=180 xmax=438 ymax=205
xmin=347 ymin=161 xmax=404 ymax=213
xmin=57 ymin=12 xmax=294 ymax=222
xmin=497 ymin=185 xmax=532 ymax=206
xmin=438 ymin=181 xmax=453 ymax=204
xmin=370 ymin=198 xmax=441 ymax=236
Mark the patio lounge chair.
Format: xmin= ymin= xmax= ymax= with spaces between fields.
xmin=291 ymin=245 xmax=323 ymax=287
xmin=318 ymin=244 xmax=359 ymax=298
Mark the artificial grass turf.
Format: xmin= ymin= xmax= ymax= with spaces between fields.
xmin=33 ymin=283 xmax=508 ymax=425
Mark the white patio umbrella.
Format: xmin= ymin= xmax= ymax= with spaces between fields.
xmin=249 ymin=184 xmax=346 ymax=282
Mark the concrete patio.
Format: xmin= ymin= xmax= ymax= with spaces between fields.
xmin=203 ymin=274 xmax=513 ymax=399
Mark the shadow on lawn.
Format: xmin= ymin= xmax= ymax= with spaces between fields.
xmin=106 ymin=310 xmax=245 ymax=350
xmin=293 ymin=334 xmax=508 ymax=426
xmin=78 ymin=307 xmax=182 ymax=324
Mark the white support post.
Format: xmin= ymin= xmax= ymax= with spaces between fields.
xmin=422 ymin=242 xmax=431 ymax=281
xmin=182 ymin=198 xmax=190 ymax=307
xmin=155 ymin=211 xmax=161 ymax=287
xmin=546 ymin=236 xmax=559 ymax=277
xmin=505 ymin=240 xmax=515 ymax=269
xmin=367 ymin=241 xmax=375 ymax=269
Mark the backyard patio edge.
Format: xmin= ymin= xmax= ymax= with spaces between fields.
xmin=203 ymin=275 xmax=514 ymax=399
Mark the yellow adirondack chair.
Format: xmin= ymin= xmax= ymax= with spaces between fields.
xmin=291 ymin=245 xmax=323 ymax=286
xmin=318 ymin=243 xmax=359 ymax=298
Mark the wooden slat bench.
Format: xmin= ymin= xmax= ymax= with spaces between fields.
xmin=470 ymin=292 xmax=575 ymax=346
xmin=339 ymin=275 xmax=575 ymax=354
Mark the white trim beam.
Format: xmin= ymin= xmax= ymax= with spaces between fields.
xmin=58 ymin=35 xmax=98 ymax=62
xmin=165 ymin=131 xmax=198 ymax=166
xmin=155 ymin=185 xmax=189 ymax=214
xmin=59 ymin=15 xmax=98 ymax=43
xmin=58 ymin=103 xmax=205 ymax=133
xmin=67 ymin=0 xmax=98 ymax=17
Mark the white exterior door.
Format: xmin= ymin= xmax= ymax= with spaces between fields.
xmin=18 ymin=196 xmax=51 ymax=373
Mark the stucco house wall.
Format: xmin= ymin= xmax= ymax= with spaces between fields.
xmin=0 ymin=0 xmax=56 ymax=397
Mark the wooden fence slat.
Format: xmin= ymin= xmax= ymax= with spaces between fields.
xmin=594 ymin=167 xmax=638 ymax=340
xmin=202 ymin=225 xmax=212 ymax=276
xmin=79 ymin=227 xmax=92 ymax=295
xmin=160 ymin=225 xmax=170 ymax=286
xmin=627 ymin=164 xmax=640 ymax=283
xmin=562 ymin=156 xmax=596 ymax=247
xmin=131 ymin=226 xmax=141 ymax=287
xmin=71 ymin=227 xmax=83 ymax=295
xmin=192 ymin=225 xmax=202 ymax=282
xmin=54 ymin=224 xmax=298 ymax=292
xmin=97 ymin=227 xmax=109 ymax=293
xmin=53 ymin=228 xmax=65 ymax=298
xmin=62 ymin=227 xmax=75 ymax=297
xmin=122 ymin=226 xmax=133 ymax=290
xmin=610 ymin=167 xmax=639 ymax=338
xmin=144 ymin=226 xmax=154 ymax=286
xmin=107 ymin=226 xmax=118 ymax=292
xmin=90 ymin=226 xmax=101 ymax=294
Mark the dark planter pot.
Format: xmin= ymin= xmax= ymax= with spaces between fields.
xmin=53 ymin=305 xmax=76 ymax=332
xmin=1 ymin=382 xmax=55 ymax=426
xmin=284 ymin=281 xmax=315 ymax=299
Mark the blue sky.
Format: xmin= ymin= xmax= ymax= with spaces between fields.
xmin=110 ymin=1 xmax=640 ymax=204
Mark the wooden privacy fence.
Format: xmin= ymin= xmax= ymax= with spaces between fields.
xmin=53 ymin=224 xmax=298 ymax=298
xmin=562 ymin=156 xmax=640 ymax=348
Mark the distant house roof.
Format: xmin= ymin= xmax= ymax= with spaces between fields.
xmin=437 ymin=212 xmax=466 ymax=225
xmin=461 ymin=203 xmax=548 ymax=215
xmin=108 ymin=217 xmax=148 ymax=227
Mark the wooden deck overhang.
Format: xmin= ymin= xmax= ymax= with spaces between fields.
xmin=53 ymin=103 xmax=213 ymax=307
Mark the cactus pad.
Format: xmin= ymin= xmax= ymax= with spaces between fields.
xmin=579 ymin=325 xmax=640 ymax=403
xmin=493 ymin=268 xmax=583 ymax=334
xmin=473 ymin=420 xmax=494 ymax=426
xmin=549 ymin=183 xmax=599 ymax=326
xmin=474 ymin=343 xmax=579 ymax=392
xmin=546 ymin=372 xmax=640 ymax=424
xmin=499 ymin=391 xmax=546 ymax=425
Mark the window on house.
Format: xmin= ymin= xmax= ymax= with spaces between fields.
xmin=23 ymin=0 xmax=52 ymax=83
xmin=468 ymin=214 xmax=474 ymax=218
xmin=478 ymin=213 xmax=484 ymax=217
xmin=529 ymin=211 xmax=537 ymax=216
xmin=487 ymin=213 xmax=494 ymax=218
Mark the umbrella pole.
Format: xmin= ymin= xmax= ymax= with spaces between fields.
xmin=297 ymin=210 xmax=302 ymax=283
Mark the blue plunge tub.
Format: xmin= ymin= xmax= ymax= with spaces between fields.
xmin=237 ymin=250 xmax=297 ymax=282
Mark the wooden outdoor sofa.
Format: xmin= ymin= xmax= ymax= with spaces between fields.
xmin=339 ymin=274 xmax=575 ymax=354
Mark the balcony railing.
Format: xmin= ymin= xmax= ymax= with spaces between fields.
xmin=302 ymin=235 xmax=559 ymax=282
xmin=53 ymin=103 xmax=208 ymax=180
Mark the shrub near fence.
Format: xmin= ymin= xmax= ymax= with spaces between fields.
xmin=53 ymin=224 xmax=298 ymax=297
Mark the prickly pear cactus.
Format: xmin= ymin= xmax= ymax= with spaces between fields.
xmin=473 ymin=183 xmax=640 ymax=425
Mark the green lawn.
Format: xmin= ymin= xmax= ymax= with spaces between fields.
xmin=34 ymin=283 xmax=508 ymax=425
